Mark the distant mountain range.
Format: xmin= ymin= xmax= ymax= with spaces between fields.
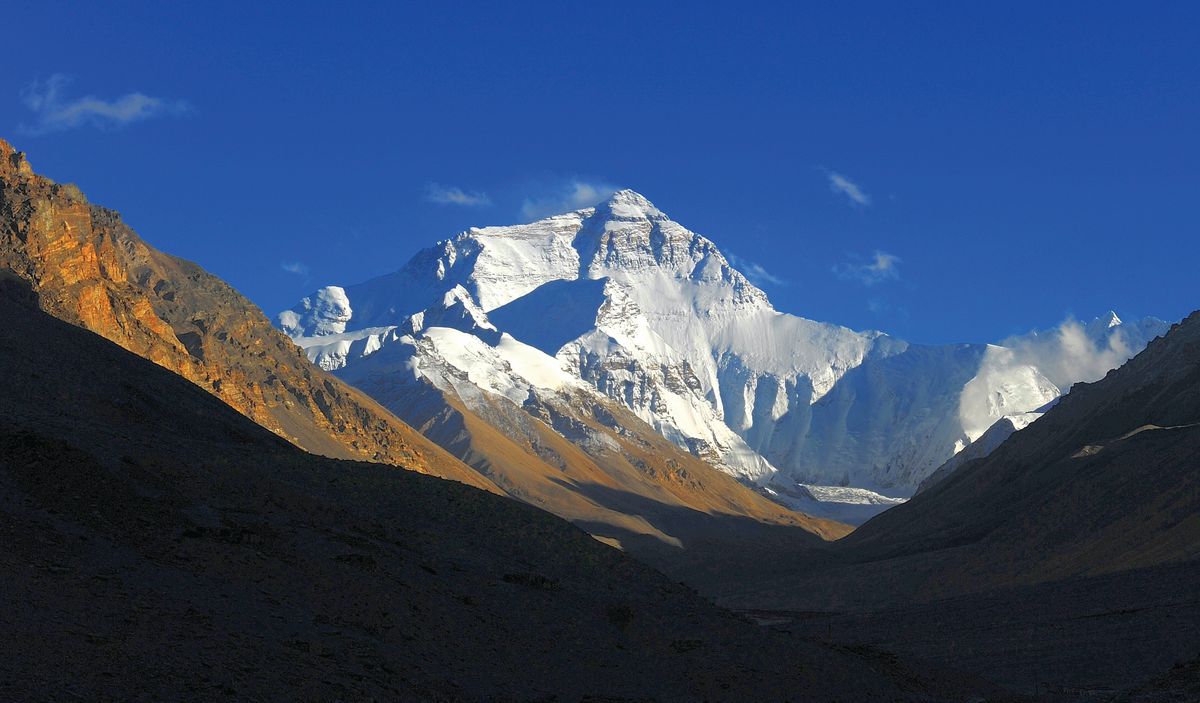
xmin=279 ymin=189 xmax=1169 ymax=520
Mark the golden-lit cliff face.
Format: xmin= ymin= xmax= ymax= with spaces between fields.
xmin=385 ymin=376 xmax=852 ymax=549
xmin=0 ymin=138 xmax=496 ymax=492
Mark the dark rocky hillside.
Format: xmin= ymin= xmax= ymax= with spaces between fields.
xmin=710 ymin=310 xmax=1200 ymax=694
xmin=0 ymin=278 xmax=990 ymax=701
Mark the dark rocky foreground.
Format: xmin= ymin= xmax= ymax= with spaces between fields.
xmin=0 ymin=280 xmax=993 ymax=701
xmin=742 ymin=558 xmax=1200 ymax=698
xmin=676 ymin=311 xmax=1200 ymax=700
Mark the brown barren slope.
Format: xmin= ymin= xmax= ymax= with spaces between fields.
xmin=0 ymin=138 xmax=494 ymax=492
xmin=390 ymin=376 xmax=850 ymax=548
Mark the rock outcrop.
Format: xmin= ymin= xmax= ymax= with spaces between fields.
xmin=0 ymin=138 xmax=494 ymax=491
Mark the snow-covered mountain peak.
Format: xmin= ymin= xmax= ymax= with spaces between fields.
xmin=593 ymin=189 xmax=669 ymax=222
xmin=277 ymin=194 xmax=1169 ymax=501
xmin=1085 ymin=310 xmax=1124 ymax=337
xmin=278 ymin=286 xmax=352 ymax=337
xmin=278 ymin=191 xmax=778 ymax=339
xmin=561 ymin=193 xmax=771 ymax=313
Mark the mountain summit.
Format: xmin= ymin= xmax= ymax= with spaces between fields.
xmin=596 ymin=188 xmax=669 ymax=221
xmin=281 ymin=191 xmax=1168 ymax=518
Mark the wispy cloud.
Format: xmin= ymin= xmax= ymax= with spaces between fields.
xmin=18 ymin=74 xmax=189 ymax=135
xmin=520 ymin=179 xmax=618 ymax=221
xmin=867 ymin=295 xmax=910 ymax=321
xmin=959 ymin=316 xmax=1147 ymax=439
xmin=833 ymin=250 xmax=901 ymax=285
xmin=997 ymin=318 xmax=1141 ymax=393
xmin=729 ymin=253 xmax=787 ymax=286
xmin=425 ymin=183 xmax=491 ymax=207
xmin=280 ymin=261 xmax=310 ymax=276
xmin=827 ymin=171 xmax=871 ymax=207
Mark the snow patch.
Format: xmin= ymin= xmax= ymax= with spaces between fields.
xmin=494 ymin=334 xmax=580 ymax=392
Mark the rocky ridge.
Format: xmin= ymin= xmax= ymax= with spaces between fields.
xmin=0 ymin=138 xmax=493 ymax=490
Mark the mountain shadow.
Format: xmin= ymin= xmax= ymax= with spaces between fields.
xmin=488 ymin=277 xmax=609 ymax=355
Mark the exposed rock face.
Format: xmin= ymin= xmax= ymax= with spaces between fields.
xmin=843 ymin=309 xmax=1200 ymax=587
xmin=0 ymin=138 xmax=493 ymax=491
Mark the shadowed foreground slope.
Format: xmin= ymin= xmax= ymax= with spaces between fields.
xmin=719 ymin=311 xmax=1200 ymax=694
xmin=0 ymin=281 xmax=990 ymax=701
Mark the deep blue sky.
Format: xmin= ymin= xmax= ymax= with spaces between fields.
xmin=3 ymin=1 xmax=1197 ymax=344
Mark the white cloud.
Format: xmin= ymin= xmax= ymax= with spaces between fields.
xmin=833 ymin=250 xmax=901 ymax=285
xmin=999 ymin=318 xmax=1138 ymax=392
xmin=280 ymin=261 xmax=310 ymax=276
xmin=18 ymin=74 xmax=189 ymax=135
xmin=520 ymin=179 xmax=618 ymax=221
xmin=425 ymin=183 xmax=491 ymax=207
xmin=827 ymin=171 xmax=871 ymax=206
xmin=728 ymin=253 xmax=787 ymax=286
xmin=958 ymin=317 xmax=1147 ymax=439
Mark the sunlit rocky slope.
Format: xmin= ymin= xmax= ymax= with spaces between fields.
xmin=0 ymin=138 xmax=490 ymax=490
